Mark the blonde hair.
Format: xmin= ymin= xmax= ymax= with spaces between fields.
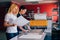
xmin=8 ymin=3 xmax=18 ymax=13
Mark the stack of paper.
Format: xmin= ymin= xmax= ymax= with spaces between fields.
xmin=19 ymin=29 xmax=46 ymax=40
xmin=19 ymin=33 xmax=43 ymax=39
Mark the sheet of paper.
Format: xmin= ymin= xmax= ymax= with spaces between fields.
xmin=13 ymin=16 xmax=30 ymax=26
xmin=19 ymin=33 xmax=43 ymax=39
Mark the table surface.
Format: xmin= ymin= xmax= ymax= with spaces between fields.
xmin=10 ymin=29 xmax=46 ymax=40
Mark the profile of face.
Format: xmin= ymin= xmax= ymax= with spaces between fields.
xmin=20 ymin=9 xmax=27 ymax=15
xmin=12 ymin=6 xmax=19 ymax=15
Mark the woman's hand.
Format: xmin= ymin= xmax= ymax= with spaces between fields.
xmin=23 ymin=30 xmax=29 ymax=33
xmin=25 ymin=24 xmax=31 ymax=31
xmin=4 ymin=21 xmax=16 ymax=27
xmin=10 ymin=24 xmax=16 ymax=26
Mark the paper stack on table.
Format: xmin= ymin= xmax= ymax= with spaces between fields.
xmin=13 ymin=16 xmax=30 ymax=26
xmin=19 ymin=33 xmax=43 ymax=39
xmin=19 ymin=32 xmax=46 ymax=40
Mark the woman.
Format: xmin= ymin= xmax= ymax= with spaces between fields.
xmin=17 ymin=5 xmax=31 ymax=33
xmin=4 ymin=4 xmax=19 ymax=40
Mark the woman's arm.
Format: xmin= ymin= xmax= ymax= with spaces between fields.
xmin=18 ymin=26 xmax=28 ymax=32
xmin=26 ymin=25 xmax=31 ymax=30
xmin=4 ymin=21 xmax=15 ymax=27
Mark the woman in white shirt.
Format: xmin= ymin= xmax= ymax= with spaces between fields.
xmin=4 ymin=4 xmax=19 ymax=40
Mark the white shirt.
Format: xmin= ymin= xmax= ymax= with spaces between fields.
xmin=5 ymin=13 xmax=17 ymax=33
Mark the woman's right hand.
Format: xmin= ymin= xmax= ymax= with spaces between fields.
xmin=23 ymin=30 xmax=29 ymax=33
xmin=4 ymin=21 xmax=16 ymax=27
xmin=10 ymin=24 xmax=16 ymax=26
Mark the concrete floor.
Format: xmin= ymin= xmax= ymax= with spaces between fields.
xmin=44 ymin=33 xmax=51 ymax=40
xmin=0 ymin=31 xmax=7 ymax=40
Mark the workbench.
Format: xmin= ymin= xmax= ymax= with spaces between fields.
xmin=10 ymin=29 xmax=46 ymax=40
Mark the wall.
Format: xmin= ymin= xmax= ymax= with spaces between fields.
xmin=24 ymin=3 xmax=58 ymax=22
xmin=0 ymin=2 xmax=11 ymax=31
xmin=11 ymin=1 xmax=58 ymax=22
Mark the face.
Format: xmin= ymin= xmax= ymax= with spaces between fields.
xmin=12 ymin=6 xmax=19 ymax=15
xmin=20 ymin=9 xmax=27 ymax=15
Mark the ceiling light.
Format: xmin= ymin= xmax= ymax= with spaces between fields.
xmin=25 ymin=0 xmax=43 ymax=2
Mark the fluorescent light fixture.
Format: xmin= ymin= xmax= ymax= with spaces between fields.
xmin=38 ymin=1 xmax=57 ymax=3
xmin=25 ymin=0 xmax=43 ymax=2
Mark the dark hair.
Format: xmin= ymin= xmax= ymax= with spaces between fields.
xmin=19 ymin=5 xmax=26 ymax=11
